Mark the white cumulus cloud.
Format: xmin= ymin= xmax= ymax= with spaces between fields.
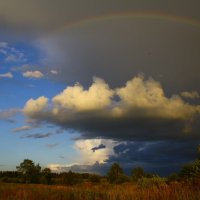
xmin=74 ymin=139 xmax=116 ymax=164
xmin=0 ymin=72 xmax=13 ymax=78
xmin=53 ymin=77 xmax=114 ymax=111
xmin=23 ymin=96 xmax=48 ymax=117
xmin=23 ymin=70 xmax=44 ymax=78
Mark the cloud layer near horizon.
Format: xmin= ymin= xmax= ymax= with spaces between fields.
xmin=23 ymin=75 xmax=200 ymax=141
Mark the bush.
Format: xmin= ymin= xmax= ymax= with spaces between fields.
xmin=179 ymin=159 xmax=200 ymax=180
xmin=61 ymin=171 xmax=81 ymax=185
xmin=89 ymin=174 xmax=101 ymax=183
xmin=137 ymin=175 xmax=167 ymax=188
xmin=167 ymin=173 xmax=180 ymax=182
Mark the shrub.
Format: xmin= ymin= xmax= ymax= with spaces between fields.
xmin=179 ymin=159 xmax=200 ymax=180
xmin=137 ymin=175 xmax=167 ymax=188
xmin=89 ymin=174 xmax=101 ymax=183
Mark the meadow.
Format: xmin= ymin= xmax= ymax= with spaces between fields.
xmin=0 ymin=181 xmax=200 ymax=200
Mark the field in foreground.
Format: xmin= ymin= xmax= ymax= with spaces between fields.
xmin=0 ymin=182 xmax=200 ymax=200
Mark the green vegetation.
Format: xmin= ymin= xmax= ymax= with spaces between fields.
xmin=179 ymin=159 xmax=200 ymax=180
xmin=107 ymin=163 xmax=129 ymax=184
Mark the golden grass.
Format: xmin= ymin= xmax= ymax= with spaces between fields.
xmin=0 ymin=181 xmax=199 ymax=200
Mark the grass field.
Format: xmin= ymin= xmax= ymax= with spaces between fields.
xmin=0 ymin=181 xmax=200 ymax=200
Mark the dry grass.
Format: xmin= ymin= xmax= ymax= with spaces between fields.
xmin=0 ymin=181 xmax=200 ymax=200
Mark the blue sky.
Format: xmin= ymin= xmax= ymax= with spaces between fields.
xmin=0 ymin=41 xmax=77 ymax=170
xmin=0 ymin=0 xmax=200 ymax=175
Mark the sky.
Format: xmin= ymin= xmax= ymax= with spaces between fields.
xmin=0 ymin=0 xmax=200 ymax=175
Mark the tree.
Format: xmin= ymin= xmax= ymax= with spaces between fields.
xmin=89 ymin=174 xmax=101 ymax=183
xmin=41 ymin=168 xmax=52 ymax=184
xmin=16 ymin=159 xmax=41 ymax=183
xmin=131 ymin=167 xmax=146 ymax=181
xmin=61 ymin=171 xmax=80 ymax=185
xmin=179 ymin=159 xmax=200 ymax=179
xmin=107 ymin=163 xmax=127 ymax=184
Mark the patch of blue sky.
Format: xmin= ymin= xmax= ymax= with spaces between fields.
xmin=0 ymin=115 xmax=77 ymax=170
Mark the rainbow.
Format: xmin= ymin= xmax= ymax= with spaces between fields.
xmin=52 ymin=12 xmax=200 ymax=34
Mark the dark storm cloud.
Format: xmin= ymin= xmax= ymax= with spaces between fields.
xmin=106 ymin=141 xmax=199 ymax=175
xmin=1 ymin=0 xmax=199 ymax=33
xmin=40 ymin=18 xmax=200 ymax=94
xmin=1 ymin=0 xmax=199 ymax=94
xmin=41 ymin=111 xmax=200 ymax=141
xmin=50 ymin=140 xmax=199 ymax=175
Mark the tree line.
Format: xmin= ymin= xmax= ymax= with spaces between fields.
xmin=1 ymin=146 xmax=200 ymax=185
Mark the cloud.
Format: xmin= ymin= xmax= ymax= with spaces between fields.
xmin=21 ymin=132 xmax=54 ymax=139
xmin=0 ymin=42 xmax=26 ymax=63
xmin=0 ymin=109 xmax=20 ymax=122
xmin=23 ymin=75 xmax=200 ymax=141
xmin=5 ymin=54 xmax=21 ymax=62
xmin=48 ymin=163 xmax=80 ymax=172
xmin=0 ymin=42 xmax=8 ymax=48
xmin=22 ymin=70 xmax=44 ymax=78
xmin=47 ymin=162 xmax=109 ymax=174
xmin=181 ymin=91 xmax=200 ymax=99
xmin=0 ymin=72 xmax=13 ymax=78
xmin=50 ymin=70 xmax=58 ymax=75
xmin=12 ymin=125 xmax=32 ymax=132
xmin=74 ymin=139 xmax=115 ymax=164
xmin=107 ymin=140 xmax=199 ymax=175
xmin=53 ymin=77 xmax=114 ymax=111
xmin=23 ymin=96 xmax=48 ymax=117
xmin=49 ymin=140 xmax=199 ymax=175
xmin=46 ymin=143 xmax=59 ymax=148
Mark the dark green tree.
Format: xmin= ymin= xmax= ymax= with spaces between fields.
xmin=131 ymin=167 xmax=146 ymax=181
xmin=179 ymin=159 xmax=200 ymax=179
xmin=89 ymin=174 xmax=101 ymax=183
xmin=107 ymin=163 xmax=127 ymax=184
xmin=16 ymin=159 xmax=41 ymax=183
xmin=61 ymin=170 xmax=80 ymax=185
xmin=41 ymin=168 xmax=52 ymax=184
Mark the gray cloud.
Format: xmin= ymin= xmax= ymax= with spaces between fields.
xmin=13 ymin=125 xmax=32 ymax=132
xmin=0 ymin=109 xmax=20 ymax=122
xmin=21 ymin=132 xmax=54 ymax=139
xmin=1 ymin=0 xmax=199 ymax=34
xmin=1 ymin=1 xmax=199 ymax=96
xmin=46 ymin=143 xmax=59 ymax=148
xmin=48 ymin=161 xmax=109 ymax=174
xmin=106 ymin=140 xmax=199 ymax=175
xmin=50 ymin=141 xmax=199 ymax=175
xmin=38 ymin=13 xmax=200 ymax=96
